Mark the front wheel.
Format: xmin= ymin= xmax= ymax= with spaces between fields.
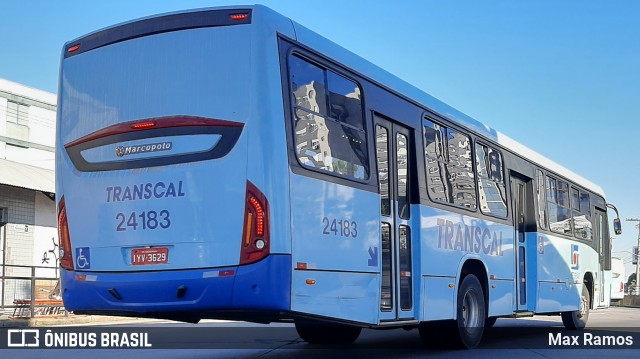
xmin=295 ymin=320 xmax=361 ymax=345
xmin=561 ymin=284 xmax=590 ymax=329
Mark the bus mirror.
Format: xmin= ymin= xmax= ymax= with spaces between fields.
xmin=613 ymin=218 xmax=622 ymax=235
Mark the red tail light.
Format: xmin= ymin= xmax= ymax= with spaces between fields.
xmin=57 ymin=197 xmax=74 ymax=270
xmin=230 ymin=13 xmax=249 ymax=21
xmin=240 ymin=181 xmax=270 ymax=265
xmin=131 ymin=120 xmax=157 ymax=129
xmin=620 ymin=282 xmax=624 ymax=292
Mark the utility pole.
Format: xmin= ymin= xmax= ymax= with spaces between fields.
xmin=626 ymin=218 xmax=640 ymax=295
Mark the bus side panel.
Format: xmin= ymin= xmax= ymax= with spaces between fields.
xmin=291 ymin=270 xmax=378 ymax=323
xmin=536 ymin=233 xmax=581 ymax=312
xmin=419 ymin=207 xmax=516 ymax=320
xmin=537 ymin=281 xmax=576 ymax=313
xmin=421 ymin=276 xmax=455 ymax=320
xmin=289 ymin=174 xmax=379 ymax=324
xmin=488 ymin=279 xmax=514 ymax=317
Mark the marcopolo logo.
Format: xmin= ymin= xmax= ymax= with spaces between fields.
xmin=116 ymin=142 xmax=172 ymax=157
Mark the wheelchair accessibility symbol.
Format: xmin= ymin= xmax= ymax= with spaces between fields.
xmin=75 ymin=247 xmax=91 ymax=269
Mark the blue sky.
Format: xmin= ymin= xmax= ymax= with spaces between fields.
xmin=1 ymin=1 xmax=639 ymax=275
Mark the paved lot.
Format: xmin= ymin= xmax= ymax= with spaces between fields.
xmin=1 ymin=306 xmax=639 ymax=358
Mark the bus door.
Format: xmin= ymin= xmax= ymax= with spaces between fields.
xmin=594 ymin=208 xmax=609 ymax=306
xmin=510 ymin=174 xmax=534 ymax=311
xmin=373 ymin=114 xmax=414 ymax=322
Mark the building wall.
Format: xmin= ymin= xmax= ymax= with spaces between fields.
xmin=0 ymin=78 xmax=57 ymax=305
xmin=0 ymin=78 xmax=56 ymax=171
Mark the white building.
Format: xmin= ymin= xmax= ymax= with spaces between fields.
xmin=0 ymin=77 xmax=57 ymax=305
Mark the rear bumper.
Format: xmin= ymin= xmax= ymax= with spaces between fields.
xmin=61 ymin=254 xmax=291 ymax=318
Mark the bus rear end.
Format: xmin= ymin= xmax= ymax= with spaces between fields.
xmin=56 ymin=7 xmax=291 ymax=321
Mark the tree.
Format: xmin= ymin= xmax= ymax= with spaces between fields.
xmin=627 ymin=273 xmax=636 ymax=286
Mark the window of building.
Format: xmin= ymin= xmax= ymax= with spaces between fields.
xmin=6 ymin=100 xmax=29 ymax=126
xmin=289 ymin=54 xmax=368 ymax=180
xmin=424 ymin=118 xmax=476 ymax=210
xmin=547 ymin=176 xmax=572 ymax=235
xmin=475 ymin=143 xmax=507 ymax=217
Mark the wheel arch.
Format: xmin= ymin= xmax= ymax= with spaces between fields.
xmin=583 ymin=271 xmax=594 ymax=309
xmin=456 ymin=258 xmax=489 ymax=319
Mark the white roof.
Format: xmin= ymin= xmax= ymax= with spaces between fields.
xmin=0 ymin=77 xmax=56 ymax=105
xmin=496 ymin=132 xmax=604 ymax=196
xmin=0 ymin=158 xmax=55 ymax=193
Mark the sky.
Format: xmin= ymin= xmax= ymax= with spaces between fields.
xmin=1 ymin=1 xmax=639 ymax=275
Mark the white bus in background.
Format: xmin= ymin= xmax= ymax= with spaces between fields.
xmin=611 ymin=257 xmax=625 ymax=301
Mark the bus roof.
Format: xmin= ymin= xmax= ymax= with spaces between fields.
xmin=286 ymin=9 xmax=604 ymax=198
xmin=63 ymin=4 xmax=605 ymax=198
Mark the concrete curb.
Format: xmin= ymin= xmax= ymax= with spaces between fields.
xmin=0 ymin=315 xmax=161 ymax=327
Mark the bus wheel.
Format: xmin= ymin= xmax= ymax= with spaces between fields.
xmin=561 ymin=284 xmax=590 ymax=330
xmin=455 ymin=274 xmax=485 ymax=348
xmin=294 ymin=320 xmax=361 ymax=345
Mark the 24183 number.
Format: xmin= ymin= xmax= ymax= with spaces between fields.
xmin=322 ymin=217 xmax=357 ymax=238
xmin=116 ymin=210 xmax=171 ymax=231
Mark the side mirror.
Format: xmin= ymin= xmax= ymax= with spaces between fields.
xmin=613 ymin=218 xmax=622 ymax=235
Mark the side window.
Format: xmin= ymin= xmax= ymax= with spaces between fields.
xmin=289 ymin=54 xmax=368 ymax=180
xmin=424 ymin=118 xmax=476 ymax=210
xmin=327 ymin=71 xmax=363 ymax=129
xmin=547 ymin=176 xmax=572 ymax=235
xmin=536 ymin=170 xmax=547 ymax=229
xmin=396 ymin=133 xmax=410 ymax=219
xmin=376 ymin=125 xmax=391 ymax=216
xmin=475 ymin=143 xmax=507 ymax=217
xmin=572 ymin=188 xmax=592 ymax=240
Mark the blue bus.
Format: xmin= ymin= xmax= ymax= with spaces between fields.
xmin=56 ymin=5 xmax=622 ymax=348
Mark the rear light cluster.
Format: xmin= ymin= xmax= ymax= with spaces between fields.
xmin=57 ymin=197 xmax=74 ymax=270
xmin=240 ymin=181 xmax=270 ymax=265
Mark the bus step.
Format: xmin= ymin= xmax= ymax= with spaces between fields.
xmin=512 ymin=311 xmax=534 ymax=318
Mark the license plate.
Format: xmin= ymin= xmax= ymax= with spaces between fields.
xmin=131 ymin=247 xmax=168 ymax=265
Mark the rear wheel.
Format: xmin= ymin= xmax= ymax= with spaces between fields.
xmin=419 ymin=274 xmax=485 ymax=349
xmin=295 ymin=320 xmax=361 ymax=345
xmin=561 ymin=284 xmax=590 ymax=329
xmin=455 ymin=274 xmax=486 ymax=348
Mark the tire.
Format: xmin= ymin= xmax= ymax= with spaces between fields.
xmin=484 ymin=316 xmax=497 ymax=328
xmin=561 ymin=284 xmax=590 ymax=330
xmin=455 ymin=274 xmax=486 ymax=348
xmin=295 ymin=320 xmax=361 ymax=345
xmin=419 ymin=274 xmax=486 ymax=349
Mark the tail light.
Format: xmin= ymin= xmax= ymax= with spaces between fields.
xmin=240 ymin=181 xmax=270 ymax=265
xmin=620 ymin=282 xmax=624 ymax=292
xmin=57 ymin=197 xmax=74 ymax=270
